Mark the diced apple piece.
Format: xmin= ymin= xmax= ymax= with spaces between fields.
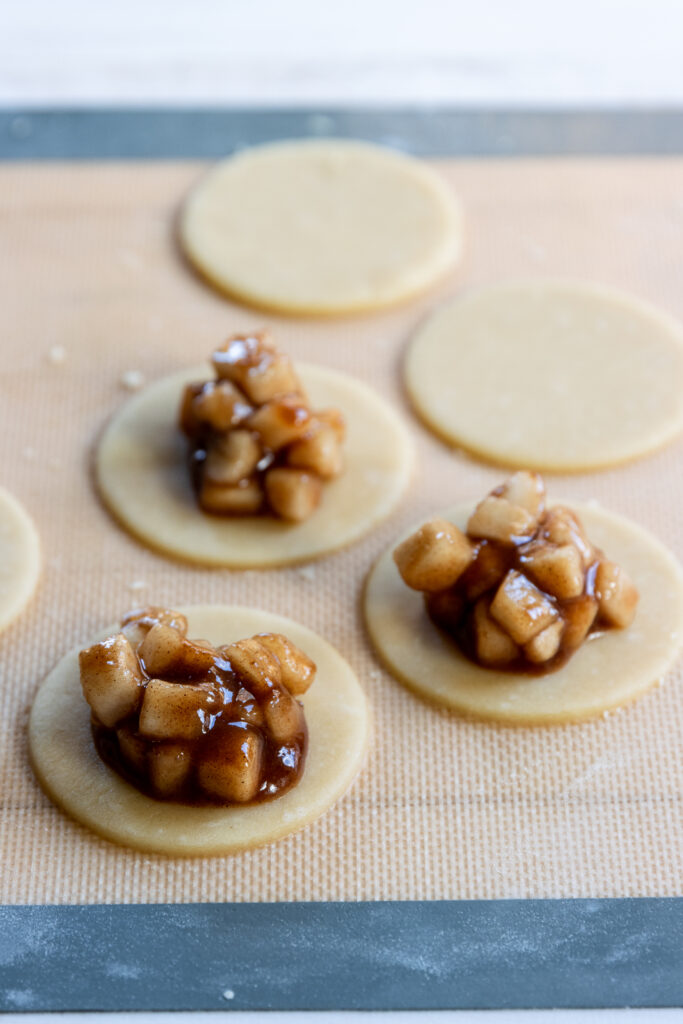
xmin=595 ymin=560 xmax=639 ymax=628
xmin=316 ymin=407 xmax=346 ymax=443
xmin=518 ymin=541 xmax=585 ymax=600
xmin=192 ymin=638 xmax=215 ymax=650
xmin=138 ymin=623 xmax=216 ymax=678
xmin=490 ymin=570 xmax=558 ymax=644
xmin=122 ymin=607 xmax=188 ymax=634
xmin=497 ymin=471 xmax=545 ymax=518
xmin=199 ymin=477 xmax=264 ymax=515
xmin=467 ymin=496 xmax=536 ymax=546
xmin=179 ymin=382 xmax=204 ymax=438
xmin=235 ymin=687 xmax=265 ymax=727
xmin=177 ymin=639 xmax=218 ymax=677
xmin=393 ymin=518 xmax=473 ymax=592
xmin=524 ymin=619 xmax=564 ymax=664
xmin=121 ymin=607 xmax=188 ymax=649
xmin=222 ymin=638 xmax=281 ymax=697
xmin=160 ymin=609 xmax=189 ymax=634
xmin=459 ymin=541 xmax=509 ymax=601
xmin=256 ymin=633 xmax=316 ymax=695
xmin=541 ymin=507 xmax=594 ymax=568
xmin=212 ymin=333 xmax=301 ymax=405
xmin=138 ymin=679 xmax=218 ymax=740
xmin=263 ymin=687 xmax=305 ymax=743
xmin=265 ymin=467 xmax=322 ymax=522
xmin=563 ymin=594 xmax=599 ymax=649
xmin=148 ymin=743 xmax=191 ymax=797
xmin=136 ymin=622 xmax=185 ymax=675
xmin=424 ymin=588 xmax=464 ymax=631
xmin=204 ymin=430 xmax=262 ymax=486
xmin=116 ymin=726 xmax=147 ymax=773
xmin=192 ymin=380 xmax=252 ymax=432
xmin=79 ymin=633 xmax=143 ymax=728
xmin=198 ymin=723 xmax=264 ymax=803
xmin=121 ymin=620 xmax=155 ymax=651
xmin=242 ymin=352 xmax=300 ymax=405
xmin=287 ymin=422 xmax=343 ymax=479
xmin=212 ymin=331 xmax=274 ymax=378
xmin=247 ymin=397 xmax=312 ymax=451
xmin=472 ymin=599 xmax=520 ymax=666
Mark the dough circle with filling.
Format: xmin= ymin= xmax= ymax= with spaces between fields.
xmin=29 ymin=605 xmax=370 ymax=855
xmin=179 ymin=140 xmax=463 ymax=315
xmin=96 ymin=364 xmax=413 ymax=568
xmin=364 ymin=502 xmax=683 ymax=725
xmin=0 ymin=487 xmax=40 ymax=633
xmin=405 ymin=281 xmax=683 ymax=471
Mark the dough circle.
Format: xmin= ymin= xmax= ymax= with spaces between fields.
xmin=179 ymin=140 xmax=463 ymax=316
xmin=29 ymin=605 xmax=370 ymax=855
xmin=364 ymin=502 xmax=683 ymax=725
xmin=405 ymin=280 xmax=683 ymax=471
xmin=96 ymin=364 xmax=413 ymax=568
xmin=0 ymin=487 xmax=40 ymax=633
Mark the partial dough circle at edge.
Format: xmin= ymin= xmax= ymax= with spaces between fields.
xmin=29 ymin=605 xmax=370 ymax=856
xmin=96 ymin=363 xmax=413 ymax=568
xmin=0 ymin=486 xmax=41 ymax=633
xmin=364 ymin=502 xmax=683 ymax=725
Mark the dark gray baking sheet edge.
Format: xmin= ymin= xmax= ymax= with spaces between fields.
xmin=1 ymin=899 xmax=681 ymax=1011
xmin=1 ymin=108 xmax=681 ymax=1012
xmin=1 ymin=107 xmax=683 ymax=158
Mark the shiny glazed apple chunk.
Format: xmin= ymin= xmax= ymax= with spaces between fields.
xmin=79 ymin=607 xmax=316 ymax=804
xmin=180 ymin=331 xmax=345 ymax=522
xmin=393 ymin=472 xmax=639 ymax=673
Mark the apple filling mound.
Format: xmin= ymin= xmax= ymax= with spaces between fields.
xmin=79 ymin=607 xmax=316 ymax=804
xmin=180 ymin=331 xmax=345 ymax=521
xmin=393 ymin=472 xmax=639 ymax=672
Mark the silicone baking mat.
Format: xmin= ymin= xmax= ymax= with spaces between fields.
xmin=0 ymin=109 xmax=682 ymax=1010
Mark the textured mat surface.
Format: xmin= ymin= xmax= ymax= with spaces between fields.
xmin=1 ymin=157 xmax=682 ymax=903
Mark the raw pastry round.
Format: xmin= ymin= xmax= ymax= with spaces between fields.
xmin=96 ymin=363 xmax=412 ymax=568
xmin=405 ymin=281 xmax=683 ymax=471
xmin=365 ymin=502 xmax=683 ymax=725
xmin=29 ymin=605 xmax=370 ymax=855
xmin=0 ymin=487 xmax=40 ymax=633
xmin=179 ymin=140 xmax=463 ymax=316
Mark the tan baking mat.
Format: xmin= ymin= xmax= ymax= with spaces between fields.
xmin=1 ymin=158 xmax=682 ymax=904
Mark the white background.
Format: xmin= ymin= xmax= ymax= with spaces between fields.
xmin=1 ymin=0 xmax=682 ymax=106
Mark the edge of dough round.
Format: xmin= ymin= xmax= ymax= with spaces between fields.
xmin=28 ymin=605 xmax=370 ymax=856
xmin=179 ymin=140 xmax=464 ymax=317
xmin=404 ymin=279 xmax=683 ymax=473
xmin=0 ymin=486 xmax=41 ymax=633
xmin=95 ymin=363 xmax=413 ymax=568
xmin=364 ymin=501 xmax=683 ymax=725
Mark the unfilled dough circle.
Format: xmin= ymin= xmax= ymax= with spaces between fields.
xmin=365 ymin=502 xmax=683 ymax=725
xmin=179 ymin=140 xmax=463 ymax=316
xmin=29 ymin=605 xmax=370 ymax=855
xmin=96 ymin=364 xmax=413 ymax=568
xmin=0 ymin=487 xmax=40 ymax=633
xmin=405 ymin=281 xmax=683 ymax=471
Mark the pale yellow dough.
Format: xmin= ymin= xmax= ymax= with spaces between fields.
xmin=96 ymin=364 xmax=412 ymax=568
xmin=179 ymin=140 xmax=463 ymax=316
xmin=365 ymin=502 xmax=683 ymax=725
xmin=405 ymin=281 xmax=683 ymax=471
xmin=0 ymin=487 xmax=40 ymax=633
xmin=29 ymin=605 xmax=370 ymax=855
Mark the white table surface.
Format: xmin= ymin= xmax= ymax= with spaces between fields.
xmin=2 ymin=3 xmax=681 ymax=1020
xmin=1 ymin=0 xmax=682 ymax=107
